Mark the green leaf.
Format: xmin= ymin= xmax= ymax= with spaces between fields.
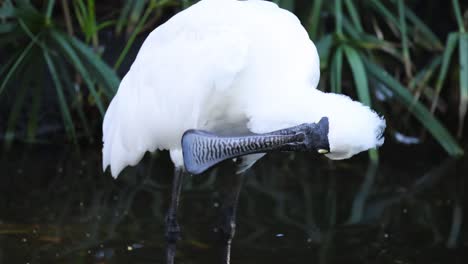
xmin=45 ymin=0 xmax=55 ymax=22
xmin=277 ymin=0 xmax=294 ymax=12
xmin=398 ymin=0 xmax=411 ymax=77
xmin=404 ymin=5 xmax=443 ymax=49
xmin=18 ymin=19 xmax=44 ymax=48
xmin=364 ymin=59 xmax=463 ymax=156
xmin=129 ymin=1 xmax=145 ymax=22
xmin=452 ymin=0 xmax=466 ymax=33
xmin=0 ymin=1 xmax=14 ymax=18
xmin=344 ymin=0 xmax=363 ymax=32
xmin=55 ymin=58 xmax=93 ymax=141
xmin=341 ymin=17 xmax=402 ymax=61
xmin=409 ymin=55 xmax=442 ymax=92
xmin=113 ymin=1 xmax=154 ymax=71
xmin=50 ymin=30 xmax=105 ymax=114
xmin=431 ymin=33 xmax=458 ymax=112
xmin=182 ymin=0 xmax=193 ymax=9
xmin=43 ymin=49 xmax=77 ymax=141
xmin=96 ymin=20 xmax=115 ymax=32
xmin=335 ymin=0 xmax=343 ymax=35
xmin=0 ymin=23 xmax=15 ymax=34
xmin=458 ymin=33 xmax=468 ymax=137
xmin=116 ymin=0 xmax=135 ymax=34
xmin=0 ymin=38 xmax=35 ymax=95
xmin=368 ymin=0 xmax=400 ymax=34
xmin=67 ymin=33 xmax=119 ymax=95
xmin=87 ymin=0 xmax=96 ymax=28
xmin=316 ymin=34 xmax=333 ymax=69
xmin=4 ymin=70 xmax=30 ymax=147
xmin=388 ymin=0 xmax=443 ymax=49
xmin=0 ymin=50 xmax=18 ymax=77
xmin=330 ymin=45 xmax=344 ymax=93
xmin=341 ymin=20 xmax=363 ymax=39
xmin=26 ymin=80 xmax=43 ymax=142
xmin=368 ymin=149 xmax=379 ymax=163
xmin=343 ymin=46 xmax=371 ymax=106
xmin=307 ymin=0 xmax=323 ymax=39
xmin=14 ymin=0 xmax=44 ymax=27
xmin=407 ymin=56 xmax=442 ymax=107
xmin=73 ymin=0 xmax=87 ymax=30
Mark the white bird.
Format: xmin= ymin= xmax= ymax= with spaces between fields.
xmin=102 ymin=0 xmax=385 ymax=261
xmin=102 ymin=0 xmax=384 ymax=177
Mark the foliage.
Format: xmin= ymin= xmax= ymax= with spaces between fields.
xmin=0 ymin=0 xmax=175 ymax=146
xmin=0 ymin=0 xmax=119 ymax=146
xmin=113 ymin=0 xmax=177 ymax=71
xmin=295 ymin=0 xmax=466 ymax=156
xmin=0 ymin=0 xmax=467 ymax=157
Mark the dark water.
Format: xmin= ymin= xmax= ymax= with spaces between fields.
xmin=0 ymin=143 xmax=467 ymax=263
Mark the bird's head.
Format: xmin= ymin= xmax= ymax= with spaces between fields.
xmin=314 ymin=93 xmax=385 ymax=160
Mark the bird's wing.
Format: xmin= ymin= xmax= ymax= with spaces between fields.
xmin=102 ymin=18 xmax=249 ymax=177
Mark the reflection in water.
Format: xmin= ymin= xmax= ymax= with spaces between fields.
xmin=0 ymin=145 xmax=466 ymax=263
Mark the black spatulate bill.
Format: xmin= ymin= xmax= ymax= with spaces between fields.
xmin=182 ymin=117 xmax=330 ymax=175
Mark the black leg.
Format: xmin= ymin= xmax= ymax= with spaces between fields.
xmin=165 ymin=167 xmax=186 ymax=264
xmin=216 ymin=167 xmax=245 ymax=264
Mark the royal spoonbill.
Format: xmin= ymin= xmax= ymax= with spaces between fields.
xmin=102 ymin=0 xmax=385 ymax=262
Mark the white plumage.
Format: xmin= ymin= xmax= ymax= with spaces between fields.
xmin=102 ymin=0 xmax=385 ymax=177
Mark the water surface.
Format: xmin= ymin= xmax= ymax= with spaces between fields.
xmin=0 ymin=143 xmax=466 ymax=263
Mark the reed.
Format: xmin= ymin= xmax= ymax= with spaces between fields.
xmin=0 ymin=0 xmax=466 ymax=156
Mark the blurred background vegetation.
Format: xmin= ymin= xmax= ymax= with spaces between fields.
xmin=0 ymin=0 xmax=467 ymax=156
xmin=1 ymin=2 xmax=467 ymax=262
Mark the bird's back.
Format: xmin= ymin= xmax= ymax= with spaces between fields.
xmin=103 ymin=0 xmax=325 ymax=177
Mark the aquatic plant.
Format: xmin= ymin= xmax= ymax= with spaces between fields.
xmin=0 ymin=0 xmax=466 ymax=157
xmin=297 ymin=0 xmax=465 ymax=156
xmin=0 ymin=0 xmax=119 ymax=146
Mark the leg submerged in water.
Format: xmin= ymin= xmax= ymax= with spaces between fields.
xmin=216 ymin=161 xmax=246 ymax=264
xmin=165 ymin=167 xmax=186 ymax=264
